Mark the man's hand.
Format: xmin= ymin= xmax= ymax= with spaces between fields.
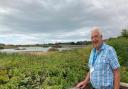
xmin=76 ymin=72 xmax=90 ymax=89
xmin=76 ymin=80 xmax=87 ymax=89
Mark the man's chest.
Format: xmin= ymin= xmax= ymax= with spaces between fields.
xmin=89 ymin=50 xmax=110 ymax=71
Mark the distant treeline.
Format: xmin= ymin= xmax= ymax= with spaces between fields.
xmin=0 ymin=28 xmax=128 ymax=49
xmin=0 ymin=41 xmax=91 ymax=49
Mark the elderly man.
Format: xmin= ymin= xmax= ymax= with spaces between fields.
xmin=76 ymin=27 xmax=120 ymax=89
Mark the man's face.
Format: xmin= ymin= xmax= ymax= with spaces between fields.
xmin=91 ymin=31 xmax=102 ymax=49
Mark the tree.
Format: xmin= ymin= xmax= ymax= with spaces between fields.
xmin=121 ymin=29 xmax=128 ymax=39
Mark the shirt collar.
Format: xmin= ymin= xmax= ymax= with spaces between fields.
xmin=93 ymin=43 xmax=105 ymax=53
xmin=100 ymin=43 xmax=105 ymax=50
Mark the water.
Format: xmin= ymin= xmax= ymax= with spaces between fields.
xmin=0 ymin=47 xmax=71 ymax=53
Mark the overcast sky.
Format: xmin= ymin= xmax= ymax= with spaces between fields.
xmin=0 ymin=0 xmax=128 ymax=44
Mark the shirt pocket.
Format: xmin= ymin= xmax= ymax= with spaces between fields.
xmin=94 ymin=55 xmax=110 ymax=71
xmin=101 ymin=55 xmax=110 ymax=70
xmin=94 ymin=59 xmax=103 ymax=71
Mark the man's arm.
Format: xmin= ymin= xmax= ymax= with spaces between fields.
xmin=76 ymin=72 xmax=90 ymax=88
xmin=84 ymin=72 xmax=90 ymax=84
xmin=113 ymin=68 xmax=120 ymax=89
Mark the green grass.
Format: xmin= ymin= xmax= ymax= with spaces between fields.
xmin=0 ymin=47 xmax=91 ymax=89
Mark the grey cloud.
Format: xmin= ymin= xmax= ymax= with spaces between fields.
xmin=0 ymin=0 xmax=128 ymax=44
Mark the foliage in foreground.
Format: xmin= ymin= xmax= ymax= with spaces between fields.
xmin=0 ymin=47 xmax=91 ymax=89
xmin=107 ymin=37 xmax=128 ymax=83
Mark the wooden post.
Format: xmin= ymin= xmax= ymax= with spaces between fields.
xmin=120 ymin=82 xmax=128 ymax=89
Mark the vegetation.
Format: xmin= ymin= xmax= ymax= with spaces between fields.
xmin=107 ymin=37 xmax=128 ymax=83
xmin=121 ymin=29 xmax=128 ymax=39
xmin=0 ymin=40 xmax=90 ymax=49
xmin=0 ymin=47 xmax=91 ymax=89
xmin=48 ymin=47 xmax=59 ymax=52
xmin=0 ymin=43 xmax=5 ymax=49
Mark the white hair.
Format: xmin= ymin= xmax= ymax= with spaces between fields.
xmin=91 ymin=26 xmax=102 ymax=36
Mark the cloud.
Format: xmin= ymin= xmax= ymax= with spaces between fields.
xmin=0 ymin=0 xmax=128 ymax=44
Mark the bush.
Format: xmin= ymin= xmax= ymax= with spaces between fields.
xmin=48 ymin=47 xmax=59 ymax=51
